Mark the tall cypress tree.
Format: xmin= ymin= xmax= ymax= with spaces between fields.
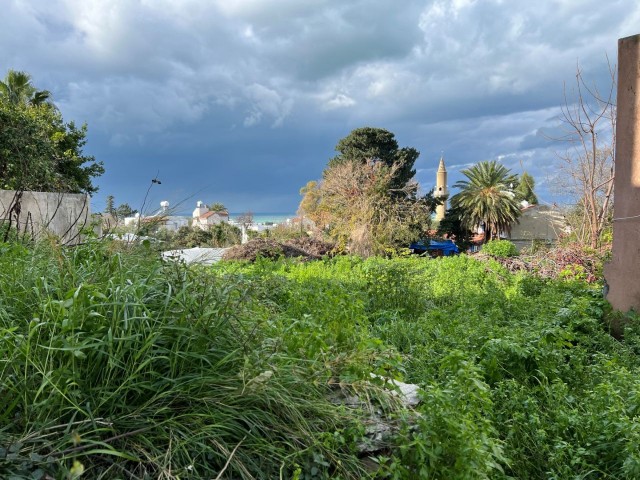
xmin=105 ymin=195 xmax=115 ymax=214
xmin=515 ymin=171 xmax=538 ymax=205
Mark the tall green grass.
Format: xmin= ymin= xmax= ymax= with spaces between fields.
xmin=0 ymin=241 xmax=378 ymax=479
xmin=3 ymin=242 xmax=640 ymax=479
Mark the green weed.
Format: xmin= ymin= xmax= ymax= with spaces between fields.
xmin=3 ymin=241 xmax=640 ymax=479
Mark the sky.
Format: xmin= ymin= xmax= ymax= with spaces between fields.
xmin=2 ymin=0 xmax=638 ymax=215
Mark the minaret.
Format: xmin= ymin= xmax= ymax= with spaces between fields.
xmin=434 ymin=156 xmax=448 ymax=221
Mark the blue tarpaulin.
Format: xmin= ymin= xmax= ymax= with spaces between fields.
xmin=410 ymin=239 xmax=460 ymax=256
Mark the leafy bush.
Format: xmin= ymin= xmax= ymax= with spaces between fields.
xmin=482 ymin=239 xmax=517 ymax=258
xmin=3 ymin=242 xmax=640 ymax=479
xmin=217 ymin=255 xmax=640 ymax=478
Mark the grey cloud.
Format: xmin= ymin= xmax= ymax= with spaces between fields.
xmin=323 ymin=93 xmax=356 ymax=110
xmin=519 ymin=125 xmax=566 ymax=151
xmin=0 ymin=0 xmax=636 ymax=213
xmin=243 ymin=83 xmax=294 ymax=127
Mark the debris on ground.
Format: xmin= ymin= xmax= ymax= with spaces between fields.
xmin=222 ymin=237 xmax=336 ymax=262
xmin=476 ymin=244 xmax=606 ymax=283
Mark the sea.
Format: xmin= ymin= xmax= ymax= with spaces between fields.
xmin=229 ymin=213 xmax=296 ymax=225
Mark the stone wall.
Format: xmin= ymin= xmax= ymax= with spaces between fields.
xmin=0 ymin=190 xmax=90 ymax=245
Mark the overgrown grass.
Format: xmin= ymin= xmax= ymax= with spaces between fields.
xmin=2 ymin=242 xmax=640 ymax=479
xmin=0 ymin=240 xmax=378 ymax=479
xmin=214 ymin=255 xmax=640 ymax=479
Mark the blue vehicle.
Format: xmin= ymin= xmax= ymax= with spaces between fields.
xmin=409 ymin=239 xmax=460 ymax=256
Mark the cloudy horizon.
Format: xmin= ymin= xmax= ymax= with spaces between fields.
xmin=2 ymin=0 xmax=637 ymax=214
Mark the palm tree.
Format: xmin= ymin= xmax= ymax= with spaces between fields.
xmin=208 ymin=202 xmax=227 ymax=213
xmin=450 ymin=160 xmax=521 ymax=241
xmin=0 ymin=69 xmax=52 ymax=106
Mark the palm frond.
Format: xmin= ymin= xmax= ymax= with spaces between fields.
xmin=450 ymin=160 xmax=521 ymax=240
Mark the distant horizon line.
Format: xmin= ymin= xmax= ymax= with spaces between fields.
xmin=159 ymin=211 xmax=297 ymax=218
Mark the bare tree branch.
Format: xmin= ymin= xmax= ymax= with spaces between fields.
xmin=552 ymin=61 xmax=616 ymax=248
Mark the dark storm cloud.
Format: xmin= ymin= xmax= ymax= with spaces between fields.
xmin=1 ymin=0 xmax=638 ymax=212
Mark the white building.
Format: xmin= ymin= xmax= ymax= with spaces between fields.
xmin=192 ymin=201 xmax=230 ymax=230
xmin=124 ymin=201 xmax=189 ymax=232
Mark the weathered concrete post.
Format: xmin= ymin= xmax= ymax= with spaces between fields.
xmin=604 ymin=34 xmax=640 ymax=312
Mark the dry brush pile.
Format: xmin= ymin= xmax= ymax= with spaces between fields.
xmin=223 ymin=237 xmax=336 ymax=262
xmin=477 ymin=243 xmax=608 ymax=283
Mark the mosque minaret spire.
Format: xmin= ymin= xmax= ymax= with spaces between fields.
xmin=435 ymin=155 xmax=448 ymax=221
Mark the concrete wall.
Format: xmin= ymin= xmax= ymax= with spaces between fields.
xmin=0 ymin=190 xmax=90 ymax=245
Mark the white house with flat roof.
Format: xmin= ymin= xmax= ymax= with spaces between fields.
xmin=192 ymin=201 xmax=230 ymax=230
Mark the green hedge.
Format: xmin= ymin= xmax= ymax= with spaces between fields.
xmin=482 ymin=239 xmax=518 ymax=258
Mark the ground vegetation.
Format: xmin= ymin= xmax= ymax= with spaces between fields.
xmin=482 ymin=239 xmax=518 ymax=258
xmin=223 ymin=237 xmax=335 ymax=262
xmin=168 ymin=223 xmax=241 ymax=248
xmin=1 ymin=238 xmax=639 ymax=479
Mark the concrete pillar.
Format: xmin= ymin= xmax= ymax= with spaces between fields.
xmin=604 ymin=34 xmax=640 ymax=312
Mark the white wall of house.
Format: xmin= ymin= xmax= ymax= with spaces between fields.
xmin=192 ymin=201 xmax=208 ymax=218
xmin=193 ymin=211 xmax=229 ymax=230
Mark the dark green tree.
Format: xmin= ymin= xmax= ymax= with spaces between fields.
xmin=115 ymin=203 xmax=137 ymax=218
xmin=450 ymin=160 xmax=521 ymax=241
xmin=105 ymin=195 xmax=115 ymax=215
xmin=0 ymin=70 xmax=103 ymax=194
xmin=515 ymin=171 xmax=538 ymax=205
xmin=210 ymin=222 xmax=241 ymax=247
xmin=327 ymin=127 xmax=419 ymax=191
xmin=50 ymin=118 xmax=103 ymax=194
xmin=0 ymin=102 xmax=54 ymax=191
xmin=173 ymin=226 xmax=213 ymax=248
